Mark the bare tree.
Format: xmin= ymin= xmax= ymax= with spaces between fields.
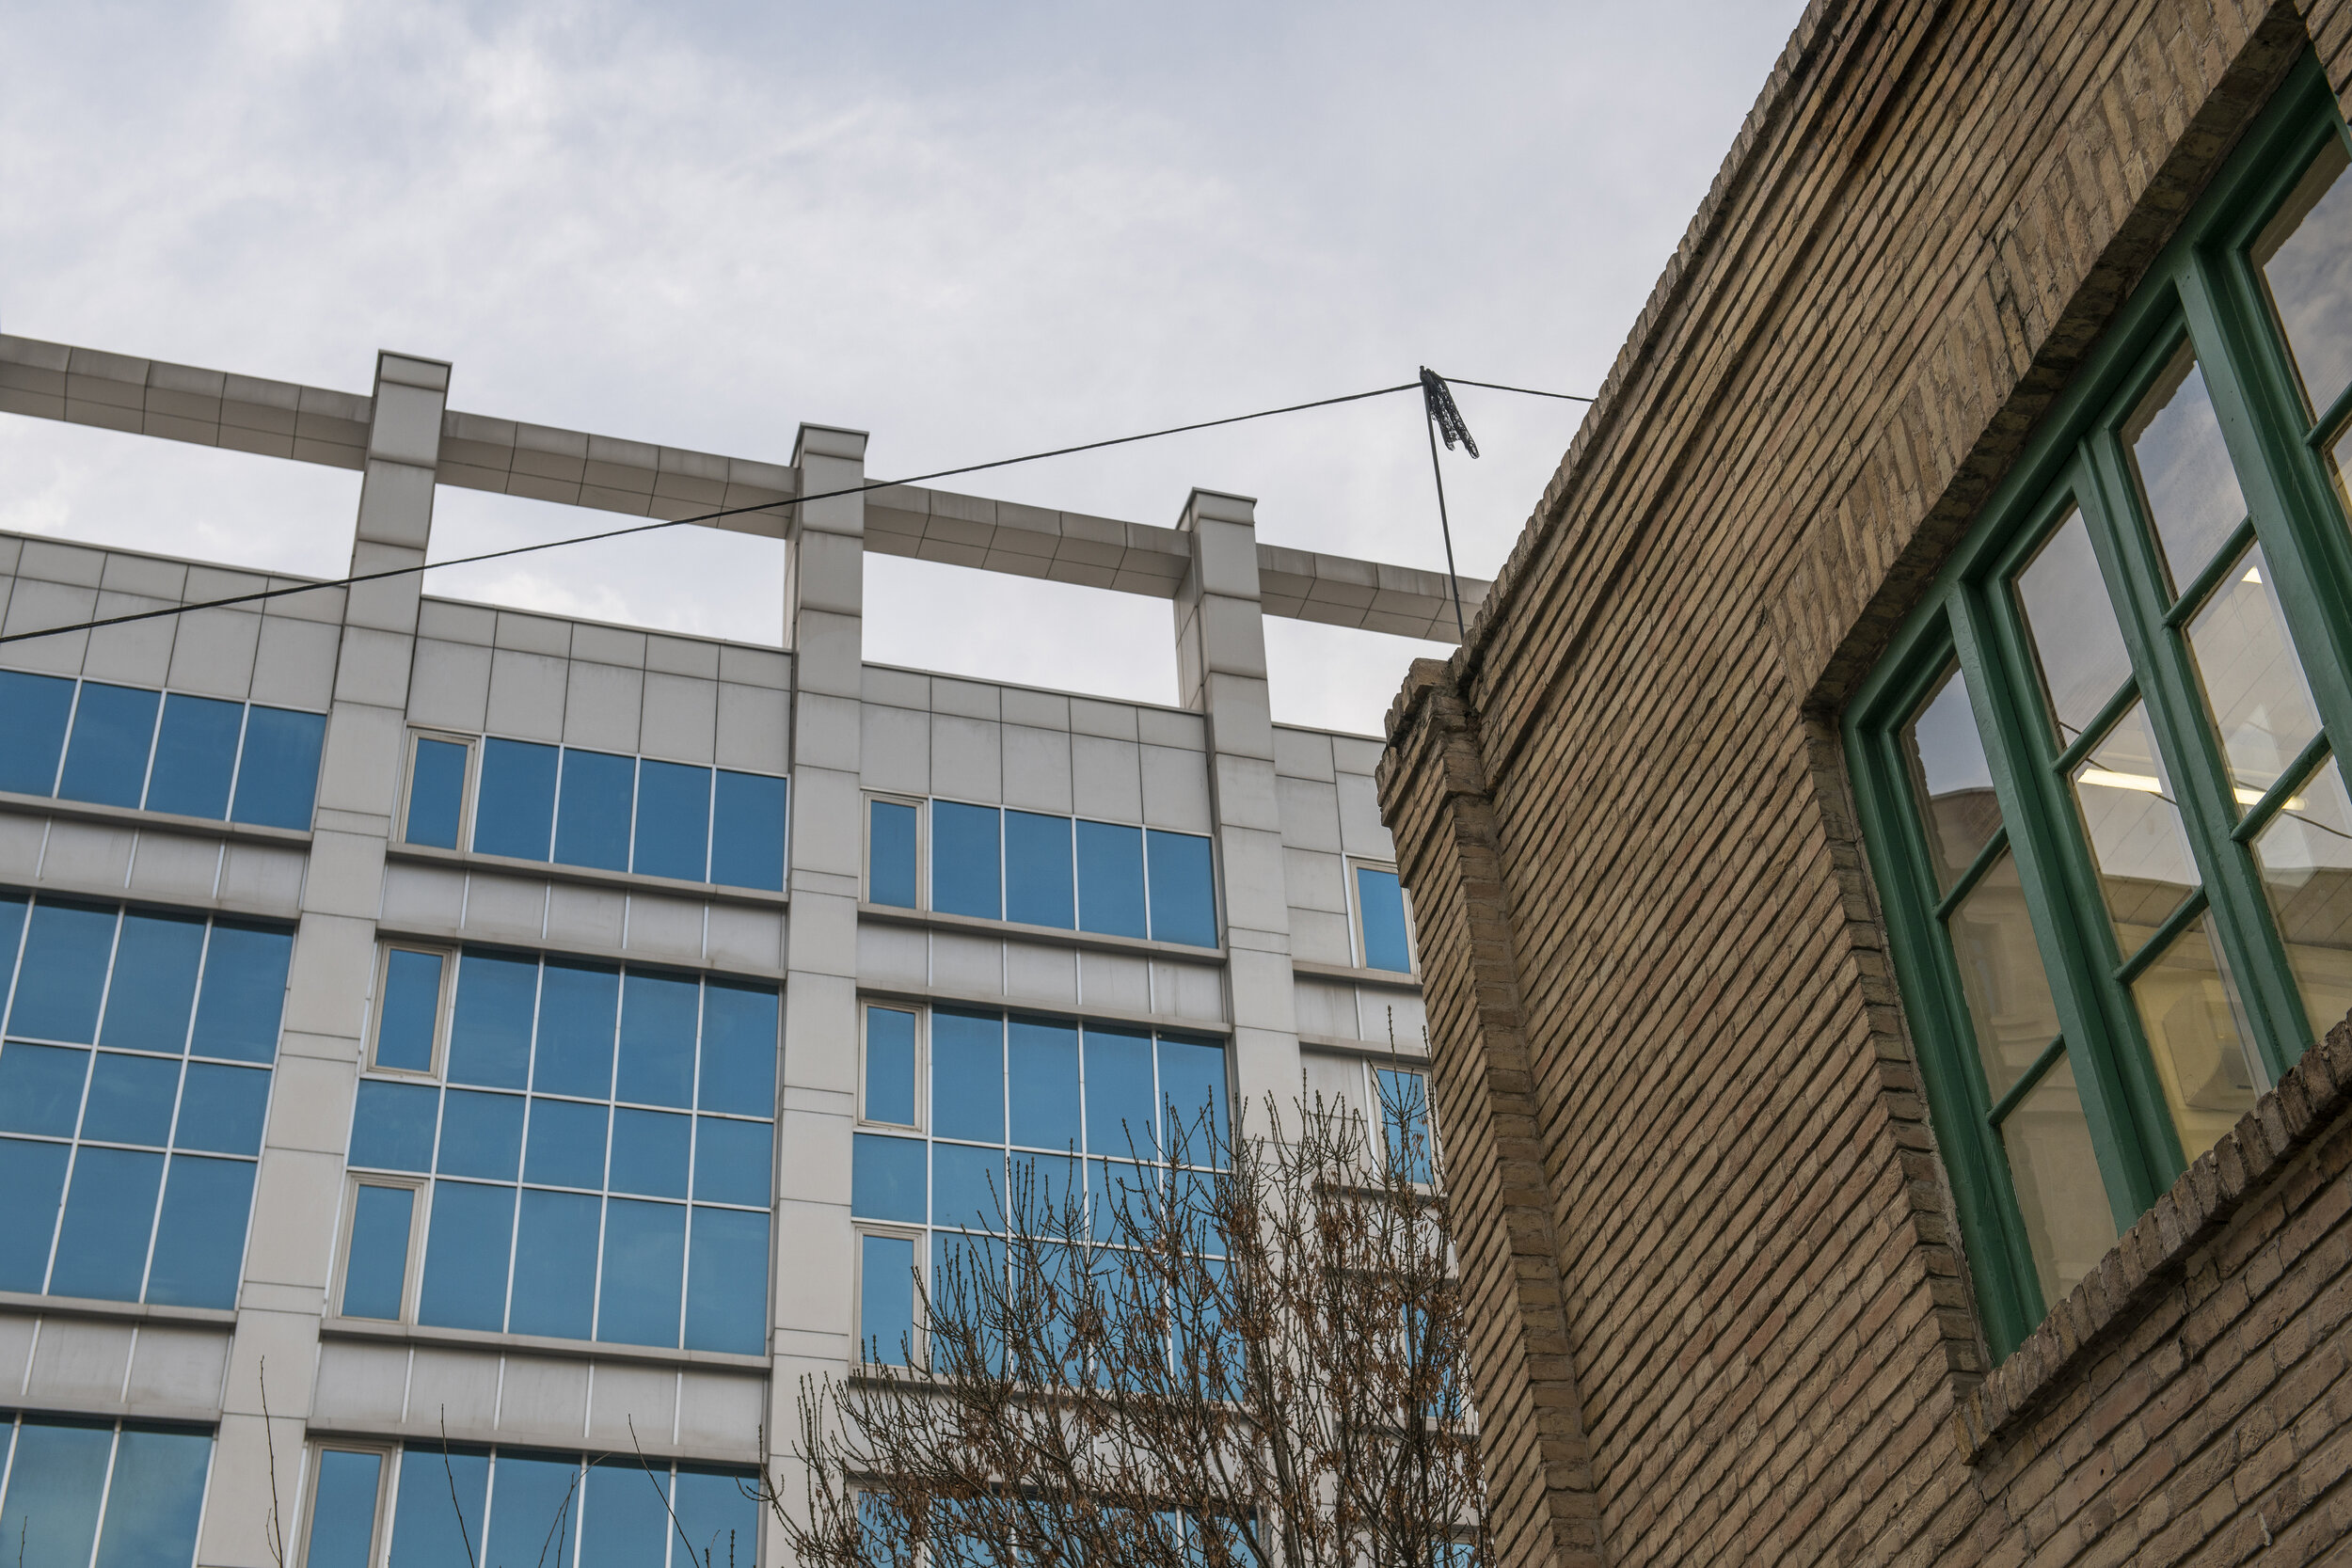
xmin=763 ymin=1070 xmax=1486 ymax=1568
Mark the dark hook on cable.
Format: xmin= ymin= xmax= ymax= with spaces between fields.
xmin=1418 ymin=368 xmax=1478 ymax=641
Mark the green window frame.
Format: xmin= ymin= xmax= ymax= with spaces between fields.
xmin=1847 ymin=57 xmax=2352 ymax=1357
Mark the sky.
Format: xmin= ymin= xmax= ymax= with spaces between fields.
xmin=1 ymin=0 xmax=1805 ymax=736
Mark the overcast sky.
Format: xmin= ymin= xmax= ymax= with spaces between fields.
xmin=2 ymin=0 xmax=1803 ymax=736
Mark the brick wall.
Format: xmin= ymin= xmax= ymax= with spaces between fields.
xmin=1377 ymin=1 xmax=2352 ymax=1563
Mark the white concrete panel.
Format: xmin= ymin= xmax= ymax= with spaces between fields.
xmin=1283 ymin=847 xmax=1347 ymax=914
xmin=0 ymin=1314 xmax=32 ymax=1399
xmin=1068 ymin=699 xmax=1138 ymax=741
xmin=1363 ymin=988 xmax=1428 ymax=1052
xmin=861 ymin=667 xmax=928 ymax=710
xmin=1001 ymin=725 xmax=1073 ymax=816
xmin=20 ymin=540 xmax=107 ymax=588
xmin=571 ymin=623 xmax=647 ymax=671
xmin=494 ymin=611 xmax=571 ymax=657
xmin=640 ymin=673 xmax=718 ymax=765
xmin=584 ymin=1363 xmax=677 ymax=1449
xmin=221 ymin=844 xmax=309 ymax=914
xmin=1139 ymin=745 xmax=1212 ymax=832
xmin=716 ymin=682 xmax=789 ymax=773
xmin=0 ymin=817 xmax=42 ymax=883
xmin=249 ymin=616 xmax=341 ymax=711
xmin=1076 ymin=951 xmax=1150 ymax=1016
xmin=407 ymin=638 xmax=494 ymax=733
xmin=798 ymin=692 xmax=860 ymax=776
xmin=1152 ymin=961 xmax=1227 ymax=1024
xmin=407 ymin=1346 xmax=502 ymax=1431
xmin=312 ymin=1340 xmax=410 ymax=1426
xmin=380 ymin=863 xmax=467 ymax=931
xmin=930 ymin=716 xmax=1001 ymax=804
xmin=564 ymin=660 xmax=644 ymax=754
xmin=26 ymin=1319 xmax=135 ymax=1407
xmin=315 ymin=703 xmax=405 ymax=819
xmin=1289 ymin=909 xmax=1354 ymax=968
xmin=676 ymin=1370 xmax=765 ymax=1456
xmin=547 ymin=883 xmax=628 ymax=953
xmin=1136 ymin=708 xmax=1207 ymax=752
xmin=930 ymin=931 xmax=1002 ymax=998
xmin=707 ymin=905 xmax=785 ymax=976
xmin=128 ymin=833 xmax=222 ymax=905
xmin=165 ymin=610 xmax=262 ymax=701
xmin=417 ymin=599 xmax=497 ymax=646
xmin=860 ymin=704 xmax=929 ymax=798
xmin=243 ymin=1148 xmax=345 ymax=1290
xmin=930 ymin=677 xmax=999 ymax=721
xmin=718 ymin=644 xmax=789 ymax=690
xmin=496 ymin=1354 xmax=590 ymax=1436
xmin=1277 ymin=777 xmax=1343 ymax=854
xmin=125 ymin=1326 xmax=230 ymax=1416
xmin=1071 ymin=736 xmax=1142 ymax=824
xmin=282 ymin=913 xmax=376 ymax=1039
xmin=487 ymin=650 xmax=569 ymax=742
xmin=1331 ymin=736 xmax=1385 ymax=776
xmin=269 ymin=1054 xmax=358 ymax=1156
xmin=40 ymin=820 xmax=134 ymax=891
xmin=0 ymin=579 xmax=97 ymax=673
xmin=1293 ymin=979 xmax=1360 ymax=1041
xmin=1003 ymin=941 xmax=1078 ymax=1012
xmin=856 ymin=922 xmax=929 ymax=989
xmin=462 ymin=873 xmax=548 ymax=942
xmin=625 ymin=894 xmax=705 ymax=963
xmin=1000 ymin=688 xmax=1069 ymax=732
xmin=99 ymin=552 xmax=186 ymax=602
xmin=1336 ymin=771 xmax=1391 ymax=859
xmin=82 ymin=597 xmax=177 ymax=688
xmin=1301 ymin=1050 xmax=1368 ymax=1120
xmin=645 ymin=634 xmax=722 ymax=679
xmin=1273 ymin=727 xmax=1337 ymax=783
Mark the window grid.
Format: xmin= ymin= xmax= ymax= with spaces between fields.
xmin=0 ymin=1414 xmax=213 ymax=1568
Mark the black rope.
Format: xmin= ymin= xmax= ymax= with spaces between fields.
xmin=1438 ymin=375 xmax=1596 ymax=404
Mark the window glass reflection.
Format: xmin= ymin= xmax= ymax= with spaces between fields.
xmin=2126 ymin=911 xmax=2259 ymax=1163
xmin=2013 ymin=509 xmax=2136 ymax=745
xmin=2250 ymin=753 xmax=2352 ymax=1041
xmin=2124 ymin=346 xmax=2249 ymax=594
xmin=1947 ymin=851 xmax=2062 ymax=1103
xmin=2185 ymin=545 xmax=2322 ymax=807
xmin=1996 ymin=1057 xmax=2118 ymax=1310
xmin=2253 ymin=135 xmax=2352 ymax=417
xmin=1901 ymin=662 xmax=2001 ymax=892
xmin=2070 ymin=702 xmax=2199 ymax=947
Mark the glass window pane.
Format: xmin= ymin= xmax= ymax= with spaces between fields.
xmin=534 ymin=960 xmax=618 ymax=1099
xmin=2185 ymin=544 xmax=2323 ymax=806
xmin=472 ymin=738 xmax=559 ymax=861
xmin=0 ymin=1136 xmax=68 ymax=1291
xmin=509 ymin=1187 xmax=600 ymax=1340
xmin=0 ymin=1043 xmax=89 ymax=1136
xmin=851 ymin=1133 xmax=926 ymax=1224
xmin=405 ymin=737 xmax=469 ymax=849
xmin=143 ymin=693 xmax=242 ymax=818
xmin=190 ymin=922 xmax=293 ymax=1064
xmin=10 ymin=900 xmax=117 ymax=1043
xmin=1946 ymin=851 xmax=2065 ymax=1104
xmin=343 ymin=1184 xmax=416 ymax=1320
xmin=2253 ymin=135 xmax=2352 ymax=416
xmin=1009 ymin=1017 xmax=1081 ymax=1152
xmin=2071 ymin=702 xmax=2199 ymax=949
xmin=146 ymin=1153 xmax=257 ymax=1307
xmin=1901 ymin=663 xmax=2002 ymax=893
xmin=864 ymin=1006 xmax=917 ymax=1127
xmin=524 ymin=1098 xmax=610 ymax=1189
xmin=389 ymin=1446 xmax=487 ymax=1568
xmin=1377 ymin=1067 xmax=1434 ymax=1185
xmin=580 ymin=1460 xmax=672 ymax=1568
xmin=0 ymin=1420 xmax=113 ymax=1568
xmin=418 ymin=1180 xmax=516 ymax=1332
xmin=81 ymin=1051 xmax=179 ymax=1146
xmin=58 ymin=683 xmax=158 ymax=808
xmin=1148 ymin=832 xmax=1218 ymax=948
xmin=596 ymin=1198 xmax=685 ymax=1347
xmin=0 ymin=671 xmax=73 ymax=795
xmin=2013 ymin=508 xmax=2135 ymax=746
xmin=868 ymin=800 xmax=918 ymax=908
xmin=2127 ymin=912 xmax=2260 ymax=1164
xmin=933 ymin=801 xmax=1002 ymax=919
xmin=617 ymin=973 xmax=697 ymax=1108
xmin=1089 ymin=1158 xmax=1151 ymax=1244
xmin=1004 ymin=811 xmax=1074 ymax=928
xmin=437 ymin=1089 xmax=524 ymax=1181
xmin=175 ymin=1063 xmax=270 ymax=1156
xmin=698 ymin=982 xmax=778 ymax=1117
xmin=1009 ymin=1150 xmax=1081 ymax=1229
xmin=100 ymin=912 xmax=204 ymax=1054
xmin=634 ymin=759 xmax=713 ymax=881
xmin=481 ymin=1453 xmax=580 ymax=1568
xmin=448 ymin=952 xmax=537 ymax=1090
xmin=2251 ymin=753 xmax=2352 ymax=1041
xmin=94 ymin=1427 xmax=211 ymax=1568
xmin=693 ymin=1116 xmax=771 ymax=1208
xmin=50 ymin=1145 xmax=164 ymax=1300
xmin=230 ymin=706 xmax=326 ymax=830
xmin=2123 ymin=345 xmax=2249 ymax=592
xmin=375 ymin=950 xmax=444 ymax=1072
xmin=0 ymin=896 xmax=22 ymax=980
xmin=930 ymin=1009 xmax=1004 ymax=1145
xmin=1998 ymin=1056 xmax=2120 ymax=1309
xmin=553 ymin=749 xmax=635 ymax=872
xmin=1158 ymin=1037 xmax=1229 ymax=1167
xmin=933 ymin=1142 xmax=1006 ymax=1234
xmin=860 ymin=1233 xmax=917 ymax=1365
xmin=1083 ymin=1026 xmax=1157 ymax=1162
xmin=685 ymin=1205 xmax=768 ymax=1354
xmin=610 ymin=1108 xmax=691 ymax=1197
xmin=304 ymin=1450 xmax=385 ymax=1568
xmin=674 ymin=1467 xmax=760 ymax=1568
xmin=1076 ymin=820 xmax=1148 ymax=939
xmin=711 ymin=770 xmax=787 ymax=892
xmin=1357 ymin=867 xmax=1411 ymax=973
xmin=350 ymin=1081 xmax=438 ymax=1172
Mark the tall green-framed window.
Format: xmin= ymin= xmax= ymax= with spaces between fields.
xmin=1848 ymin=59 xmax=2352 ymax=1356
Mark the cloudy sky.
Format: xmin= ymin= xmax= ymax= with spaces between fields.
xmin=2 ymin=0 xmax=1802 ymax=735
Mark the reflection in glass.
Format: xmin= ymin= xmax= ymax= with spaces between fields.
xmin=2250 ymin=752 xmax=2352 ymax=1041
xmin=2014 ymin=509 xmax=2135 ymax=744
xmin=1996 ymin=1056 xmax=2119 ymax=1310
xmin=2123 ymin=345 xmax=2249 ymax=592
xmin=2254 ymin=135 xmax=2352 ymax=417
xmin=1947 ymin=852 xmax=2062 ymax=1102
xmin=2126 ymin=912 xmax=2259 ymax=1162
xmin=2185 ymin=545 xmax=2322 ymax=806
xmin=2071 ymin=702 xmax=2199 ymax=943
xmin=1901 ymin=662 xmax=2000 ymax=892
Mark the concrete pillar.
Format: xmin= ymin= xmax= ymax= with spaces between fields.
xmin=766 ymin=422 xmax=870 ymax=1554
xmin=203 ymin=353 xmax=450 ymax=1565
xmin=1171 ymin=488 xmax=1301 ymax=1118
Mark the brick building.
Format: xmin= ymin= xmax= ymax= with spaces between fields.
xmin=1378 ymin=3 xmax=2352 ymax=1565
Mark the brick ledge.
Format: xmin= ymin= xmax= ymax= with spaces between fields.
xmin=1953 ymin=1020 xmax=2352 ymax=1461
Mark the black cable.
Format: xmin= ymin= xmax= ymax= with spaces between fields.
xmin=1438 ymin=376 xmax=1596 ymax=404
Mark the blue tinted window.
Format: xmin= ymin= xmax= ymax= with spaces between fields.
xmin=711 ymin=770 xmax=787 ymax=891
xmin=1084 ymin=1027 xmax=1157 ymax=1161
xmin=174 ymin=1063 xmax=270 ymax=1155
xmin=0 ymin=1420 xmax=112 ymax=1568
xmin=50 ymin=1145 xmax=164 ymax=1300
xmin=533 ymin=960 xmax=618 ymax=1099
xmin=342 ymin=1184 xmax=414 ymax=1319
xmin=933 ymin=1142 xmax=1005 ymax=1233
xmin=685 ymin=1205 xmax=768 ymax=1354
xmin=930 ymin=1009 xmax=1003 ymax=1144
xmin=58 ymin=684 xmax=158 ymax=808
xmin=389 ymin=1445 xmax=486 ymax=1568
xmin=0 ymin=1138 xmax=67 ymax=1290
xmin=1011 ymin=1150 xmax=1081 ymax=1226
xmin=0 ymin=672 xmax=72 ymax=795
xmin=482 ymin=1453 xmax=579 ymax=1568
xmin=509 ymin=1189 xmax=599 ymax=1340
xmin=860 ymin=1232 xmax=916 ymax=1365
xmin=553 ymin=749 xmax=634 ymax=872
xmin=1005 ymin=811 xmax=1074 ymax=928
xmin=375 ymin=950 xmax=443 ymax=1071
xmin=143 ymin=694 xmax=241 ymax=818
xmin=472 ymin=738 xmax=558 ymax=860
xmin=633 ymin=759 xmax=711 ymax=881
xmin=305 ymin=1450 xmax=385 ymax=1568
xmin=190 ymin=922 xmax=292 ymax=1064
xmin=350 ymin=1080 xmax=437 ymax=1172
xmin=0 ymin=1043 xmax=91 ymax=1136
xmin=448 ymin=952 xmax=536 ymax=1089
xmin=523 ymin=1098 xmax=608 ymax=1189
xmin=932 ymin=801 xmax=1002 ymax=919
xmin=674 ymin=1466 xmax=762 ymax=1566
xmin=610 ymin=1108 xmax=691 ymax=1197
xmin=100 ymin=1428 xmax=216 ymax=1568
xmin=0 ymin=897 xmax=21 ymax=977
xmin=581 ymin=1460 xmax=671 ymax=1568
xmin=1009 ymin=1017 xmax=1081 ymax=1151
xmin=617 ymin=972 xmax=697 ymax=1109
xmin=419 ymin=1181 xmax=514 ymax=1331
xmin=869 ymin=800 xmax=919 ymax=907
xmin=146 ymin=1154 xmax=256 ymax=1307
xmin=11 ymin=900 xmax=116 ymax=1043
xmin=693 ymin=1116 xmax=771 ymax=1207
xmin=1076 ymin=821 xmax=1147 ymax=939
xmin=80 ymin=1052 xmax=179 ymax=1146
xmin=596 ymin=1199 xmax=685 ymax=1347
xmin=865 ymin=1006 xmax=916 ymax=1126
xmin=699 ymin=982 xmax=777 ymax=1116
xmin=1158 ymin=1037 xmax=1229 ymax=1166
xmin=1147 ymin=832 xmax=1217 ymax=947
xmin=1089 ymin=1159 xmax=1151 ymax=1243
xmin=405 ymin=736 xmax=469 ymax=849
xmin=1357 ymin=867 xmax=1412 ymax=973
xmin=230 ymin=705 xmax=326 ymax=829
xmin=1378 ymin=1068 xmax=1434 ymax=1184
xmin=437 ymin=1089 xmax=524 ymax=1181
xmin=99 ymin=912 xmax=202 ymax=1053
xmin=851 ymin=1134 xmax=926 ymax=1224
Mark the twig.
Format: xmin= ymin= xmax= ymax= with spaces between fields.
xmin=260 ymin=1357 xmax=287 ymax=1568
xmin=440 ymin=1409 xmax=480 ymax=1568
xmin=629 ymin=1416 xmax=712 ymax=1568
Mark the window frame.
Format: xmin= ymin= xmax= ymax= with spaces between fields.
xmin=332 ymin=1172 xmax=427 ymax=1323
xmin=864 ymin=791 xmax=928 ymax=910
xmin=852 ymin=1221 xmax=928 ymax=1370
xmin=399 ymin=729 xmax=477 ymax=852
xmin=367 ymin=943 xmax=455 ymax=1078
xmin=297 ymin=1441 xmax=394 ymax=1568
xmin=1348 ymin=858 xmax=1418 ymax=975
xmin=858 ymin=1002 xmax=927 ymax=1133
xmin=1845 ymin=57 xmax=2352 ymax=1354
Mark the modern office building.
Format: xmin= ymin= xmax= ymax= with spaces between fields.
xmin=0 ymin=333 xmax=1468 ymax=1565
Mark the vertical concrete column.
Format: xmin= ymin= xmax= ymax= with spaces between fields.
xmin=766 ymin=423 xmax=870 ymax=1554
xmin=203 ymin=352 xmax=450 ymax=1566
xmin=1171 ymin=488 xmax=1302 ymax=1117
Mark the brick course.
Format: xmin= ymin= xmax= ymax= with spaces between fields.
xmin=1377 ymin=2 xmax=2352 ymax=1563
